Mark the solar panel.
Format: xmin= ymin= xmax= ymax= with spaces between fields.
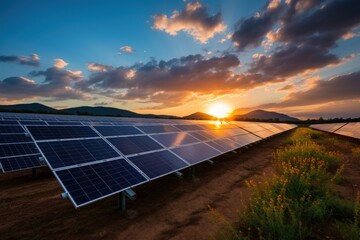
xmin=108 ymin=136 xmax=163 ymax=156
xmin=228 ymin=133 xmax=261 ymax=146
xmin=0 ymin=111 xmax=297 ymax=208
xmin=311 ymin=123 xmax=347 ymax=133
xmin=0 ymin=125 xmax=25 ymax=134
xmin=0 ymin=120 xmax=19 ymax=125
xmin=150 ymin=132 xmax=199 ymax=148
xmin=206 ymin=140 xmax=231 ymax=153
xmin=171 ymin=143 xmax=221 ymax=164
xmin=19 ymin=120 xmax=47 ymax=125
xmin=188 ymin=131 xmax=211 ymax=141
xmin=94 ymin=126 xmax=142 ymax=137
xmin=38 ymin=139 xmax=120 ymax=169
xmin=0 ymin=154 xmax=44 ymax=172
xmin=174 ymin=125 xmax=203 ymax=131
xmin=0 ymin=134 xmax=32 ymax=144
xmin=47 ymin=121 xmax=83 ymax=125
xmin=128 ymin=150 xmax=188 ymax=179
xmin=334 ymin=122 xmax=360 ymax=139
xmin=55 ymin=159 xmax=147 ymax=207
xmin=136 ymin=125 xmax=180 ymax=134
xmin=27 ymin=126 xmax=99 ymax=140
xmin=0 ymin=143 xmax=39 ymax=158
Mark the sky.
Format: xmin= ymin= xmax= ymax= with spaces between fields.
xmin=0 ymin=0 xmax=359 ymax=119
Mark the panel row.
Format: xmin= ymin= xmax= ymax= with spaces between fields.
xmin=310 ymin=122 xmax=360 ymax=139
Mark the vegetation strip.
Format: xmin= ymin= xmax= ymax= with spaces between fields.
xmin=212 ymin=128 xmax=360 ymax=240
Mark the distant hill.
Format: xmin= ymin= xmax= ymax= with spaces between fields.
xmin=0 ymin=103 xmax=177 ymax=119
xmin=183 ymin=112 xmax=216 ymax=120
xmin=234 ymin=109 xmax=299 ymax=121
xmin=0 ymin=103 xmax=56 ymax=113
xmin=59 ymin=106 xmax=142 ymax=117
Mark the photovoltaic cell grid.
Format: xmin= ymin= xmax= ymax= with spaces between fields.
xmin=107 ymin=135 xmax=163 ymax=156
xmin=1 ymin=112 xmax=297 ymax=207
xmin=0 ymin=154 xmax=44 ymax=172
xmin=27 ymin=126 xmax=99 ymax=141
xmin=310 ymin=122 xmax=360 ymax=139
xmin=55 ymin=159 xmax=147 ymax=206
xmin=128 ymin=150 xmax=188 ymax=179
xmin=94 ymin=125 xmax=142 ymax=137
xmin=38 ymin=138 xmax=120 ymax=169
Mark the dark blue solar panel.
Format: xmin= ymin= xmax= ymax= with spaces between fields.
xmin=84 ymin=122 xmax=113 ymax=126
xmin=20 ymin=120 xmax=47 ymax=125
xmin=174 ymin=125 xmax=203 ymax=131
xmin=38 ymin=139 xmax=120 ymax=169
xmin=47 ymin=121 xmax=83 ymax=125
xmin=151 ymin=132 xmax=199 ymax=148
xmin=0 ymin=120 xmax=19 ymax=125
xmin=0 ymin=143 xmax=39 ymax=158
xmin=0 ymin=125 xmax=25 ymax=134
xmin=171 ymin=143 xmax=221 ymax=164
xmin=108 ymin=136 xmax=163 ymax=155
xmin=27 ymin=126 xmax=99 ymax=140
xmin=0 ymin=134 xmax=32 ymax=144
xmin=136 ymin=125 xmax=180 ymax=134
xmin=129 ymin=150 xmax=188 ymax=179
xmin=55 ymin=159 xmax=147 ymax=206
xmin=0 ymin=154 xmax=44 ymax=172
xmin=94 ymin=126 xmax=142 ymax=137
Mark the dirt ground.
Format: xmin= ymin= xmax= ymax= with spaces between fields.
xmin=0 ymin=129 xmax=359 ymax=240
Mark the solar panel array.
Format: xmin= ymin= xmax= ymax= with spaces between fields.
xmin=0 ymin=120 xmax=45 ymax=172
xmin=0 ymin=112 xmax=296 ymax=207
xmin=310 ymin=122 xmax=360 ymax=139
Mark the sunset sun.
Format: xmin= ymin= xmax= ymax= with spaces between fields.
xmin=208 ymin=102 xmax=231 ymax=118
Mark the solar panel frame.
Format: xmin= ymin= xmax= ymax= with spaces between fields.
xmin=149 ymin=132 xmax=200 ymax=148
xmin=54 ymin=158 xmax=148 ymax=207
xmin=0 ymin=154 xmax=45 ymax=173
xmin=0 ymin=125 xmax=26 ymax=134
xmin=107 ymin=135 xmax=164 ymax=156
xmin=94 ymin=125 xmax=143 ymax=137
xmin=128 ymin=150 xmax=189 ymax=180
xmin=0 ymin=133 xmax=33 ymax=144
xmin=170 ymin=142 xmax=221 ymax=165
xmin=136 ymin=125 xmax=180 ymax=134
xmin=27 ymin=125 xmax=100 ymax=141
xmin=0 ymin=142 xmax=39 ymax=158
xmin=37 ymin=138 xmax=121 ymax=169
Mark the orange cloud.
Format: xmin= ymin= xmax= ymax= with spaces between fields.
xmin=152 ymin=1 xmax=226 ymax=43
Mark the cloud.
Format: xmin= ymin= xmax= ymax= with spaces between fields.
xmin=277 ymin=84 xmax=296 ymax=92
xmin=119 ymin=46 xmax=134 ymax=53
xmin=248 ymin=44 xmax=341 ymax=78
xmin=0 ymin=53 xmax=40 ymax=67
xmin=87 ymin=63 xmax=112 ymax=72
xmin=232 ymin=0 xmax=360 ymax=80
xmin=152 ymin=1 xmax=226 ymax=43
xmin=259 ymin=71 xmax=360 ymax=108
xmin=75 ymin=52 xmax=299 ymax=109
xmin=0 ymin=66 xmax=89 ymax=101
xmin=231 ymin=1 xmax=284 ymax=51
xmin=277 ymin=0 xmax=360 ymax=45
xmin=53 ymin=58 xmax=69 ymax=68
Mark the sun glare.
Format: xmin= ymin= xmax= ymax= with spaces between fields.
xmin=208 ymin=102 xmax=231 ymax=118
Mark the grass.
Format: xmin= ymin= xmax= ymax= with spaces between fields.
xmin=352 ymin=147 xmax=360 ymax=161
xmin=212 ymin=128 xmax=359 ymax=240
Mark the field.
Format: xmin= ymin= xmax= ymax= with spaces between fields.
xmin=1 ymin=128 xmax=359 ymax=240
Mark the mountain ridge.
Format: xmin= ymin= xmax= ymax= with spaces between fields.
xmin=0 ymin=103 xmax=299 ymax=121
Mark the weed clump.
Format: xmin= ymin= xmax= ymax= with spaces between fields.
xmin=213 ymin=128 xmax=357 ymax=240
